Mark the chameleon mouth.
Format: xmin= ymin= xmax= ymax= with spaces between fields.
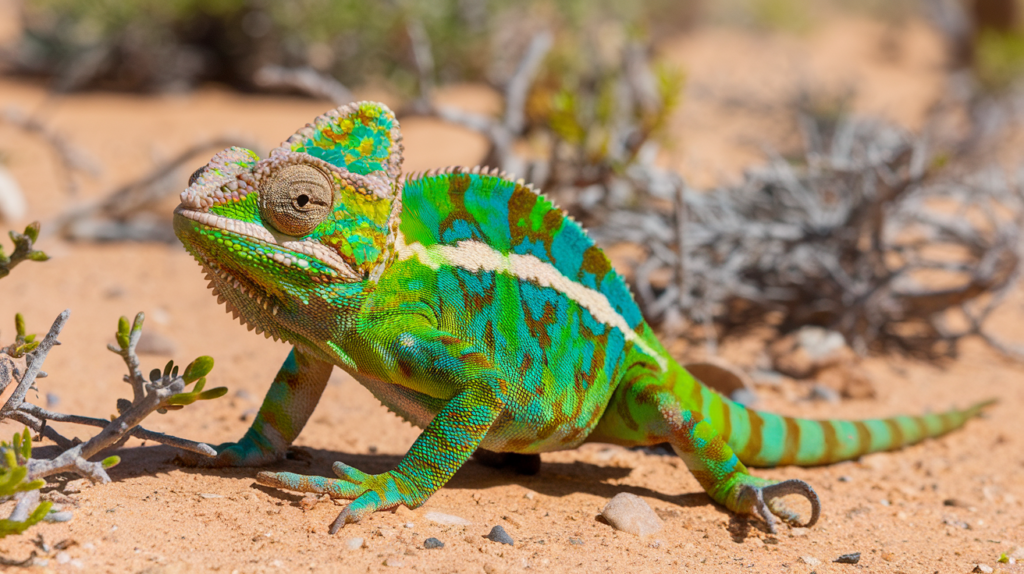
xmin=173 ymin=205 xmax=360 ymax=281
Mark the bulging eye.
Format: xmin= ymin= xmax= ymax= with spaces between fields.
xmin=258 ymin=164 xmax=333 ymax=236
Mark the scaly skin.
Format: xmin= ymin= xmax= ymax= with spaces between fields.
xmin=173 ymin=102 xmax=995 ymax=534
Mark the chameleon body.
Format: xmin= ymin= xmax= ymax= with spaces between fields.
xmin=173 ymin=102 xmax=993 ymax=534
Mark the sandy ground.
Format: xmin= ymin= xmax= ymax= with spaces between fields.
xmin=0 ymin=15 xmax=1022 ymax=574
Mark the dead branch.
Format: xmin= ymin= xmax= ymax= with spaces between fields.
xmin=253 ymin=65 xmax=354 ymax=106
xmin=0 ymin=310 xmax=218 ymax=490
xmin=1 ymin=106 xmax=101 ymax=196
xmin=50 ymin=136 xmax=258 ymax=241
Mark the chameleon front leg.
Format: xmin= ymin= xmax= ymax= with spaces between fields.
xmin=180 ymin=346 xmax=333 ymax=467
xmin=257 ymin=325 xmax=507 ymax=533
xmin=590 ymin=368 xmax=820 ymax=533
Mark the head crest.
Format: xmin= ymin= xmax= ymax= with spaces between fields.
xmin=273 ymin=101 xmax=403 ymax=181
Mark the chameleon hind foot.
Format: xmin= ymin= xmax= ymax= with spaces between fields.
xmin=732 ymin=478 xmax=821 ymax=533
xmin=257 ymin=461 xmax=424 ymax=534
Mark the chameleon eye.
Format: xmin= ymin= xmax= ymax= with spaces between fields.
xmin=258 ymin=164 xmax=333 ymax=236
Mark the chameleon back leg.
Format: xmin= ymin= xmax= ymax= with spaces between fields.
xmin=589 ymin=362 xmax=820 ymax=532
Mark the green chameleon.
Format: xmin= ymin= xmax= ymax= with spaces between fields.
xmin=173 ymin=102 xmax=994 ymax=534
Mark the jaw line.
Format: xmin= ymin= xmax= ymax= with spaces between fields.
xmin=174 ymin=205 xmax=361 ymax=281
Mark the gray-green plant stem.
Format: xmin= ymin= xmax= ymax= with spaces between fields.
xmin=0 ymin=310 xmax=68 ymax=419
xmin=16 ymin=402 xmax=215 ymax=456
xmin=23 ymin=373 xmax=215 ymax=482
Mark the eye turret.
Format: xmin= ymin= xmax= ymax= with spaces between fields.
xmin=258 ymin=164 xmax=333 ymax=236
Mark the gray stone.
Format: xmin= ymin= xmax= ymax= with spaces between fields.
xmin=485 ymin=525 xmax=514 ymax=546
xmin=424 ymin=511 xmax=471 ymax=526
xmin=600 ymin=493 xmax=663 ymax=537
xmin=423 ymin=537 xmax=444 ymax=549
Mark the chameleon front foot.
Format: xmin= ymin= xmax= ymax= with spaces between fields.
xmin=175 ymin=438 xmax=282 ymax=468
xmin=257 ymin=462 xmax=424 ymax=534
xmin=732 ymin=478 xmax=821 ymax=533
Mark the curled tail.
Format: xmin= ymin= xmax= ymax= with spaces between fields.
xmin=682 ymin=373 xmax=996 ymax=467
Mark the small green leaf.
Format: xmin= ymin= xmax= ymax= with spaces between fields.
xmin=101 ymin=456 xmax=120 ymax=469
xmin=116 ymin=316 xmax=130 ymax=349
xmin=163 ymin=360 xmax=174 ymax=378
xmin=116 ymin=398 xmax=132 ymax=415
xmin=192 ymin=378 xmax=205 ymax=394
xmin=14 ymin=314 xmax=25 ymax=338
xmin=23 ymin=334 xmax=35 ymax=344
xmin=14 ymin=341 xmax=39 ymax=355
xmin=27 ymin=251 xmax=48 ymax=262
xmin=149 ymin=368 xmax=161 ymax=382
xmin=183 ymin=356 xmax=214 ymax=384
xmin=165 ymin=393 xmax=197 ymax=406
xmin=197 ymin=387 xmax=228 ymax=401
xmin=171 ymin=365 xmax=179 ymax=378
xmin=22 ymin=223 xmax=39 ymax=243
xmin=999 ymin=553 xmax=1009 ymax=563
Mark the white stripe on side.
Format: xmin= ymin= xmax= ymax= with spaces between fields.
xmin=395 ymin=233 xmax=668 ymax=370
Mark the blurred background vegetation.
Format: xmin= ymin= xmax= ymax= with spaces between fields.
xmin=5 ymin=0 xmax=1024 ymax=379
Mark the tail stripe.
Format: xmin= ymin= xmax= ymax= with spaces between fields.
xmin=780 ymin=418 xmax=802 ymax=465
xmin=884 ymin=419 xmax=905 ymax=450
xmin=794 ymin=419 xmax=825 ymax=464
xmin=727 ymin=403 xmax=751 ymax=455
xmin=852 ymin=420 xmax=872 ymax=455
xmin=757 ymin=414 xmax=787 ymax=465
xmin=738 ymin=410 xmax=764 ymax=463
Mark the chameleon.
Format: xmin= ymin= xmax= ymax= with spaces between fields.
xmin=173 ymin=101 xmax=995 ymax=535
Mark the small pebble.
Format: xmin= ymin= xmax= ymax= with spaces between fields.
xmin=345 ymin=538 xmax=364 ymax=551
xmin=600 ymin=493 xmax=663 ymax=537
xmin=879 ymin=499 xmax=890 ymax=506
xmin=424 ymin=511 xmax=471 ymax=526
xmin=943 ymin=498 xmax=969 ymax=507
xmin=808 ymin=384 xmax=840 ymax=404
xmin=423 ymin=537 xmax=444 ymax=550
xmin=486 ymin=525 xmax=514 ymax=546
xmin=799 ymin=556 xmax=821 ymax=566
xmin=942 ymin=515 xmax=970 ymax=529
xmin=569 ymin=537 xmax=583 ymax=546
xmin=55 ymin=552 xmax=70 ymax=565
xmin=383 ymin=557 xmax=404 ymax=568
xmin=834 ymin=552 xmax=861 ymax=564
xmin=404 ymin=522 xmax=414 ymax=529
xmin=973 ymin=565 xmax=994 ymax=574
xmin=789 ymin=527 xmax=809 ymax=537
xmin=199 ymin=493 xmax=223 ymax=499
xmin=838 ymin=475 xmax=852 ymax=482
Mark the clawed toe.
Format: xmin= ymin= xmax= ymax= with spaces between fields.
xmin=739 ymin=478 xmax=820 ymax=533
xmin=329 ymin=507 xmax=353 ymax=534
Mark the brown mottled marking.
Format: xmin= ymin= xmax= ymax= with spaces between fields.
xmin=913 ymin=416 xmax=930 ymax=443
xmin=779 ymin=417 xmax=802 ymax=466
xmin=580 ymin=245 xmax=612 ymax=282
xmin=884 ymin=418 xmax=905 ymax=449
xmin=940 ymin=411 xmax=957 ymax=433
xmin=738 ymin=410 xmax=764 ymax=464
xmin=853 ymin=420 xmax=872 ymax=454
xmin=719 ymin=400 xmax=733 ymax=444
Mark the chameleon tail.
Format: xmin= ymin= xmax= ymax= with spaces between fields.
xmin=684 ymin=378 xmax=996 ymax=467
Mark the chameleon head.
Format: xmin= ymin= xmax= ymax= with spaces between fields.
xmin=172 ymin=102 xmax=403 ymax=342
